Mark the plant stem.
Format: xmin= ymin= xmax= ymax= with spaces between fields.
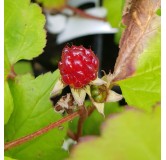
xmin=76 ymin=106 xmax=95 ymax=141
xmin=4 ymin=111 xmax=80 ymax=151
xmin=67 ymin=106 xmax=96 ymax=141
xmin=67 ymin=129 xmax=76 ymax=140
xmin=75 ymin=106 xmax=88 ymax=141
xmin=47 ymin=5 xmax=106 ymax=22
xmin=65 ymin=5 xmax=106 ymax=21
xmin=88 ymin=106 xmax=96 ymax=116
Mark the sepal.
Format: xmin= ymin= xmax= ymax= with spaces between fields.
xmin=106 ymin=90 xmax=123 ymax=102
xmin=92 ymin=101 xmax=105 ymax=116
xmin=50 ymin=79 xmax=66 ymax=97
xmin=90 ymin=77 xmax=107 ymax=86
xmin=71 ymin=88 xmax=86 ymax=106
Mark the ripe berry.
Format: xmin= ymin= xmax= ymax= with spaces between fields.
xmin=58 ymin=45 xmax=99 ymax=88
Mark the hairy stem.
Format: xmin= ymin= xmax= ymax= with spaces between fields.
xmin=4 ymin=111 xmax=80 ymax=151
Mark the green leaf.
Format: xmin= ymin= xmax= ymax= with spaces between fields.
xmin=4 ymin=49 xmax=11 ymax=79
xmin=103 ymin=0 xmax=122 ymax=28
xmin=68 ymin=107 xmax=161 ymax=160
xmin=69 ymin=102 xmax=123 ymax=136
xmin=103 ymin=0 xmax=124 ymax=44
xmin=117 ymin=29 xmax=161 ymax=112
xmin=4 ymin=156 xmax=17 ymax=160
xmin=4 ymin=81 xmax=14 ymax=125
xmin=103 ymin=0 xmax=123 ymax=44
xmin=156 ymin=8 xmax=161 ymax=16
xmin=14 ymin=61 xmax=33 ymax=75
xmin=114 ymin=28 xmax=122 ymax=44
xmin=36 ymin=0 xmax=65 ymax=8
xmin=5 ymin=0 xmax=46 ymax=65
xmin=5 ymin=70 xmax=68 ymax=160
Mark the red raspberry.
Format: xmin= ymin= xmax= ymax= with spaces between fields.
xmin=58 ymin=45 xmax=99 ymax=88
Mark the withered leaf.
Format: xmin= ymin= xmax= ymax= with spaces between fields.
xmin=113 ymin=0 xmax=160 ymax=81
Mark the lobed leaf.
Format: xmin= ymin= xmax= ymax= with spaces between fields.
xmin=5 ymin=70 xmax=68 ymax=160
xmin=14 ymin=61 xmax=33 ymax=75
xmin=68 ymin=107 xmax=161 ymax=160
xmin=36 ymin=0 xmax=65 ymax=9
xmin=5 ymin=0 xmax=46 ymax=65
xmin=4 ymin=81 xmax=14 ymax=125
xmin=4 ymin=49 xmax=11 ymax=80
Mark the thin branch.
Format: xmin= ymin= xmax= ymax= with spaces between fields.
xmin=47 ymin=5 xmax=106 ymax=22
xmin=65 ymin=5 xmax=106 ymax=21
xmin=67 ymin=129 xmax=76 ymax=140
xmin=75 ymin=105 xmax=96 ymax=141
xmin=75 ymin=106 xmax=88 ymax=141
xmin=4 ymin=111 xmax=80 ymax=151
xmin=76 ymin=106 xmax=95 ymax=139
xmin=88 ymin=105 xmax=96 ymax=116
xmin=67 ymin=105 xmax=96 ymax=141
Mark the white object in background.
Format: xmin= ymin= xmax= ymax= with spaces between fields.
xmin=62 ymin=138 xmax=77 ymax=151
xmin=85 ymin=7 xmax=107 ymax=18
xmin=46 ymin=13 xmax=67 ymax=34
xmin=56 ymin=7 xmax=118 ymax=44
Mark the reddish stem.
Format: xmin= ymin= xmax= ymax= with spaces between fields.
xmin=47 ymin=5 xmax=106 ymax=22
xmin=65 ymin=5 xmax=106 ymax=21
xmin=67 ymin=129 xmax=76 ymax=140
xmin=67 ymin=106 xmax=96 ymax=141
xmin=88 ymin=106 xmax=96 ymax=116
xmin=75 ymin=107 xmax=87 ymax=141
xmin=4 ymin=111 xmax=79 ymax=151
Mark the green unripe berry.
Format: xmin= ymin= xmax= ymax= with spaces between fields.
xmin=90 ymin=85 xmax=108 ymax=103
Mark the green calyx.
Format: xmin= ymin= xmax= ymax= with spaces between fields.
xmin=90 ymin=85 xmax=108 ymax=103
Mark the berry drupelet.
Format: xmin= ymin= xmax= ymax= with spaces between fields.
xmin=58 ymin=45 xmax=99 ymax=88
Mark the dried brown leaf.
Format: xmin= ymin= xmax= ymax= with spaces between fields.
xmin=113 ymin=0 xmax=160 ymax=81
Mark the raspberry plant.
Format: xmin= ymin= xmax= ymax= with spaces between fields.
xmin=4 ymin=0 xmax=161 ymax=160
